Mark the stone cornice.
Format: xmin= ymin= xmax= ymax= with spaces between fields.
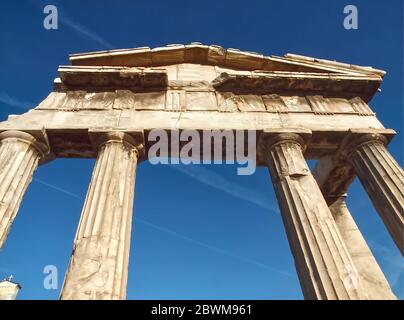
xmin=60 ymin=44 xmax=386 ymax=102
xmin=56 ymin=66 xmax=168 ymax=91
xmin=69 ymin=43 xmax=385 ymax=78
xmin=212 ymin=72 xmax=381 ymax=102
xmin=55 ymin=66 xmax=381 ymax=102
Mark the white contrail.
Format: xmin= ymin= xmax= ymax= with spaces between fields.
xmin=368 ymin=240 xmax=404 ymax=295
xmin=33 ymin=178 xmax=83 ymax=200
xmin=137 ymin=218 xmax=293 ymax=277
xmin=170 ymin=165 xmax=280 ymax=216
xmin=0 ymin=92 xmax=33 ymax=110
xmin=31 ymin=178 xmax=289 ymax=275
xmin=59 ymin=15 xmax=115 ymax=49
xmin=28 ymin=0 xmax=115 ymax=49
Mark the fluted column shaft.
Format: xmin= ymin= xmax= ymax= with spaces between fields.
xmin=60 ymin=132 xmax=142 ymax=300
xmin=0 ymin=131 xmax=48 ymax=249
xmin=347 ymin=134 xmax=404 ymax=255
xmin=327 ymin=195 xmax=396 ymax=299
xmin=264 ymin=133 xmax=368 ymax=300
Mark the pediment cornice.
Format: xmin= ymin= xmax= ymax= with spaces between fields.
xmin=69 ymin=43 xmax=385 ymax=78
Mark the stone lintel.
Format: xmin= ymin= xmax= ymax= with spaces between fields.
xmin=0 ymin=125 xmax=395 ymax=165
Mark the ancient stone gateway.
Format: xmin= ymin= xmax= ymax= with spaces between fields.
xmin=0 ymin=43 xmax=402 ymax=300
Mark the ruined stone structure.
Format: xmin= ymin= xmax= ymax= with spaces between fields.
xmin=0 ymin=43 xmax=402 ymax=300
xmin=0 ymin=277 xmax=20 ymax=300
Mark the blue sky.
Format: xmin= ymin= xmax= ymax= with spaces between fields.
xmin=0 ymin=0 xmax=402 ymax=299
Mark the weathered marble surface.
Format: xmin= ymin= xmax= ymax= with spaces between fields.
xmin=347 ymin=133 xmax=404 ymax=255
xmin=327 ymin=196 xmax=396 ymax=300
xmin=0 ymin=131 xmax=49 ymax=249
xmin=263 ymin=132 xmax=368 ymax=300
xmin=60 ymin=132 xmax=143 ymax=300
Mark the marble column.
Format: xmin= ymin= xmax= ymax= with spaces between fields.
xmin=327 ymin=195 xmax=396 ymax=300
xmin=60 ymin=131 xmax=143 ymax=300
xmin=263 ymin=132 xmax=368 ymax=300
xmin=347 ymin=133 xmax=404 ymax=255
xmin=0 ymin=130 xmax=49 ymax=249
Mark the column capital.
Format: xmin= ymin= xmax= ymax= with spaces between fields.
xmin=89 ymin=130 xmax=145 ymax=159
xmin=0 ymin=130 xmax=50 ymax=162
xmin=258 ymin=128 xmax=311 ymax=160
xmin=348 ymin=133 xmax=387 ymax=153
xmin=265 ymin=132 xmax=305 ymax=149
xmin=341 ymin=128 xmax=395 ymax=158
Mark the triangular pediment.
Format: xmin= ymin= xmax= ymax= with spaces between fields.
xmin=69 ymin=43 xmax=385 ymax=78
